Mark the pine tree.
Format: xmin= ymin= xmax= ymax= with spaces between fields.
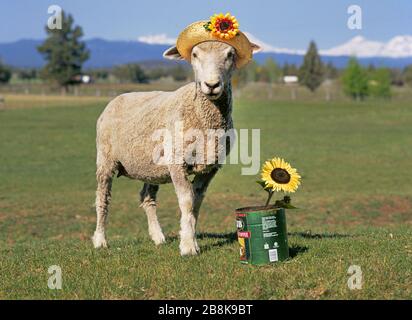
xmin=0 ymin=59 xmax=12 ymax=84
xmin=38 ymin=12 xmax=89 ymax=91
xmin=299 ymin=41 xmax=324 ymax=91
xmin=341 ymin=57 xmax=369 ymax=100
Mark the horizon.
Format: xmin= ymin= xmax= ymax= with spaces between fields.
xmin=2 ymin=34 xmax=412 ymax=60
xmin=0 ymin=0 xmax=411 ymax=50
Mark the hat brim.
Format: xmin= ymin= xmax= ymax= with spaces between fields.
xmin=176 ymin=21 xmax=253 ymax=68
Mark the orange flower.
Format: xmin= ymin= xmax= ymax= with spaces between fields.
xmin=207 ymin=13 xmax=239 ymax=40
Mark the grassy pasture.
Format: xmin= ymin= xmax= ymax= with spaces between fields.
xmin=0 ymin=93 xmax=411 ymax=299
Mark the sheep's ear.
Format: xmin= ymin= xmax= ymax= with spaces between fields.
xmin=251 ymin=43 xmax=262 ymax=54
xmin=163 ymin=46 xmax=184 ymax=60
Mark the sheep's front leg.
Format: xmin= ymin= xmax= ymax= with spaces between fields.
xmin=169 ymin=165 xmax=198 ymax=256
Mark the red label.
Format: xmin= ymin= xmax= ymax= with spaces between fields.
xmin=236 ymin=213 xmax=247 ymax=217
xmin=237 ymin=231 xmax=251 ymax=238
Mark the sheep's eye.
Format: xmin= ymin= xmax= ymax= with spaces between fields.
xmin=192 ymin=52 xmax=198 ymax=59
xmin=227 ymin=51 xmax=234 ymax=59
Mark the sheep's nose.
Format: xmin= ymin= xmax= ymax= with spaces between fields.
xmin=204 ymin=81 xmax=220 ymax=90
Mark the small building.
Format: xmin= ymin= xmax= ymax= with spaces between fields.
xmin=80 ymin=75 xmax=92 ymax=84
xmin=283 ymin=75 xmax=299 ymax=84
xmin=72 ymin=74 xmax=93 ymax=84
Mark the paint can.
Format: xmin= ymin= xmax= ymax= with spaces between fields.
xmin=236 ymin=206 xmax=289 ymax=265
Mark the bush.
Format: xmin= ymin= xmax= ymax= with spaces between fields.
xmin=0 ymin=61 xmax=12 ymax=84
xmin=113 ymin=64 xmax=148 ymax=83
xmin=369 ymin=68 xmax=391 ymax=99
xmin=403 ymin=65 xmax=412 ymax=86
xmin=341 ymin=57 xmax=369 ymax=100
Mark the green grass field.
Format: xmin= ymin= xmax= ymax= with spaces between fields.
xmin=0 ymin=93 xmax=411 ymax=299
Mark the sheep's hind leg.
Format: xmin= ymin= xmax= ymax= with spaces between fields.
xmin=192 ymin=167 xmax=219 ymax=224
xmin=92 ymin=162 xmax=115 ymax=248
xmin=140 ymin=183 xmax=165 ymax=245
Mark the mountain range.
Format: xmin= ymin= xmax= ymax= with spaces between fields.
xmin=1 ymin=34 xmax=412 ymax=69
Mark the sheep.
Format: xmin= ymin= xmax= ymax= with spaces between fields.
xmin=92 ymin=40 xmax=260 ymax=256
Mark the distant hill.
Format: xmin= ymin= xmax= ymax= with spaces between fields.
xmin=1 ymin=38 xmax=412 ymax=69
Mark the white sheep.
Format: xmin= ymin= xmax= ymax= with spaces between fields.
xmin=92 ymin=40 xmax=260 ymax=256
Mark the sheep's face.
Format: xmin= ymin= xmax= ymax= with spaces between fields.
xmin=163 ymin=42 xmax=238 ymax=100
xmin=190 ymin=42 xmax=235 ymax=100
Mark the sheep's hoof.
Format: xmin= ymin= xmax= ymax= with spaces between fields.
xmin=180 ymin=240 xmax=200 ymax=256
xmin=152 ymin=233 xmax=166 ymax=246
xmin=92 ymin=231 xmax=108 ymax=248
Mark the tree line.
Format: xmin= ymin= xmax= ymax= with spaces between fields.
xmin=1 ymin=11 xmax=412 ymax=101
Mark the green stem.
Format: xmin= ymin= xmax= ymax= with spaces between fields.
xmin=265 ymin=191 xmax=274 ymax=207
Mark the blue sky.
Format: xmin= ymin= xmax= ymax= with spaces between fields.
xmin=0 ymin=0 xmax=411 ymax=49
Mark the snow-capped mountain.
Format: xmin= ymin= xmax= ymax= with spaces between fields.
xmin=242 ymin=32 xmax=305 ymax=55
xmin=1 ymin=34 xmax=412 ymax=69
xmin=382 ymin=36 xmax=412 ymax=57
xmin=137 ymin=33 xmax=412 ymax=58
xmin=137 ymin=34 xmax=176 ymax=45
xmin=321 ymin=35 xmax=412 ymax=58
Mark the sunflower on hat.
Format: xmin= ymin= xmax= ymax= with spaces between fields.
xmin=204 ymin=13 xmax=239 ymax=40
xmin=174 ymin=13 xmax=259 ymax=68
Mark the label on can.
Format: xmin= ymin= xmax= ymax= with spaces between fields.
xmin=263 ymin=232 xmax=278 ymax=238
xmin=238 ymin=237 xmax=247 ymax=261
xmin=237 ymin=231 xmax=251 ymax=238
xmin=262 ymin=216 xmax=277 ymax=230
xmin=268 ymin=249 xmax=279 ymax=262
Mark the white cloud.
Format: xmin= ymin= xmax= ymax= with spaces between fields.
xmin=137 ymin=34 xmax=176 ymax=45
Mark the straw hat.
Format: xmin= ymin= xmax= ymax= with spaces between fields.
xmin=176 ymin=13 xmax=255 ymax=68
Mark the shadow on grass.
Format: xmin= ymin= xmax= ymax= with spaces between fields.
xmin=289 ymin=244 xmax=308 ymax=259
xmin=289 ymin=232 xmax=352 ymax=239
xmin=197 ymin=232 xmax=238 ymax=253
xmin=198 ymin=233 xmax=310 ymax=260
xmin=169 ymin=232 xmax=310 ymax=260
xmin=167 ymin=232 xmax=238 ymax=253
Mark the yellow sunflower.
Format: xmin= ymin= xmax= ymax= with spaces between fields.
xmin=208 ymin=13 xmax=239 ymax=40
xmin=261 ymin=157 xmax=301 ymax=193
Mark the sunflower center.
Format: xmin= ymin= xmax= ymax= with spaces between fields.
xmin=219 ymin=20 xmax=232 ymax=31
xmin=270 ymin=168 xmax=291 ymax=184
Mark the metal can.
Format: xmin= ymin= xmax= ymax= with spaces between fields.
xmin=236 ymin=206 xmax=289 ymax=265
